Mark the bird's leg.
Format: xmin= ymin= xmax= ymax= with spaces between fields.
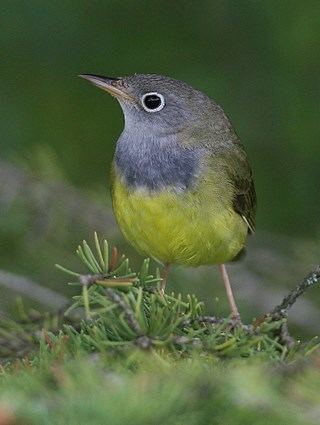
xmin=160 ymin=263 xmax=170 ymax=294
xmin=218 ymin=264 xmax=241 ymax=322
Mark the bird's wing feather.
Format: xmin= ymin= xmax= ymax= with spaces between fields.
xmin=180 ymin=110 xmax=256 ymax=233
xmin=227 ymin=145 xmax=257 ymax=234
xmin=232 ymin=172 xmax=256 ymax=233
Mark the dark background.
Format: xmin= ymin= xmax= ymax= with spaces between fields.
xmin=1 ymin=1 xmax=319 ymax=333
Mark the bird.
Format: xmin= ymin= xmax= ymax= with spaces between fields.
xmin=79 ymin=73 xmax=256 ymax=321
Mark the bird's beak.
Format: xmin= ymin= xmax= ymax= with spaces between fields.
xmin=78 ymin=74 xmax=133 ymax=102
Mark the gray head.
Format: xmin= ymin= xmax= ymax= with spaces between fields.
xmin=79 ymin=73 xmax=231 ymax=137
xmin=80 ymin=73 xmax=240 ymax=191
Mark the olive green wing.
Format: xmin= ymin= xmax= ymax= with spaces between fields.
xmin=182 ymin=118 xmax=256 ymax=233
xmin=233 ymin=171 xmax=256 ymax=234
xmin=229 ymin=147 xmax=256 ymax=234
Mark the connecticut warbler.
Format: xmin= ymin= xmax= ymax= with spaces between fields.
xmin=80 ymin=73 xmax=257 ymax=320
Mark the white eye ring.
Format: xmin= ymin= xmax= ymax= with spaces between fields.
xmin=141 ymin=92 xmax=165 ymax=112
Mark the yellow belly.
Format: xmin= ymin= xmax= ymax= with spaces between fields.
xmin=111 ymin=176 xmax=247 ymax=266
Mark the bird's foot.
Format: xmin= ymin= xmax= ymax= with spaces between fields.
xmin=228 ymin=314 xmax=243 ymax=330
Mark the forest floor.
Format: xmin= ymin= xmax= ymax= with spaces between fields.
xmin=0 ymin=236 xmax=319 ymax=425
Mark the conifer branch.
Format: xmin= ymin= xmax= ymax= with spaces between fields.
xmin=104 ymin=288 xmax=142 ymax=336
xmin=52 ymin=234 xmax=320 ymax=359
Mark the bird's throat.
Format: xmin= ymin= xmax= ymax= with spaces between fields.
xmin=114 ymin=132 xmax=201 ymax=192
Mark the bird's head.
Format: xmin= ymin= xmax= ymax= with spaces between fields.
xmin=79 ymin=73 xmax=222 ymax=136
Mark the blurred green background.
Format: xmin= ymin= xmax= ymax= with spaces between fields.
xmin=0 ymin=1 xmax=319 ymax=333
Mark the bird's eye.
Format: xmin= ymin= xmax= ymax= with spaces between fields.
xmin=141 ymin=92 xmax=165 ymax=112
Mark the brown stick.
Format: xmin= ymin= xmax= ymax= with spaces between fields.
xmin=270 ymin=265 xmax=320 ymax=319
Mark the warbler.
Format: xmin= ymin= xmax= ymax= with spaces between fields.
xmin=80 ymin=73 xmax=256 ymax=320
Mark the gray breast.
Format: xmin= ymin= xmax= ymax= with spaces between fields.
xmin=114 ymin=132 xmax=201 ymax=191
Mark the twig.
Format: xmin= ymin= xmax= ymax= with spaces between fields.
xmin=182 ymin=315 xmax=223 ymax=327
xmin=104 ymin=288 xmax=142 ymax=335
xmin=278 ymin=321 xmax=295 ymax=349
xmin=0 ymin=270 xmax=68 ymax=310
xmin=135 ymin=336 xmax=152 ymax=349
xmin=79 ymin=274 xmax=135 ymax=287
xmin=79 ymin=274 xmax=103 ymax=286
xmin=263 ymin=266 xmax=320 ymax=349
xmin=270 ymin=266 xmax=320 ymax=319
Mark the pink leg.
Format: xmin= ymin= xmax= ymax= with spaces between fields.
xmin=160 ymin=263 xmax=170 ymax=293
xmin=219 ymin=264 xmax=241 ymax=321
